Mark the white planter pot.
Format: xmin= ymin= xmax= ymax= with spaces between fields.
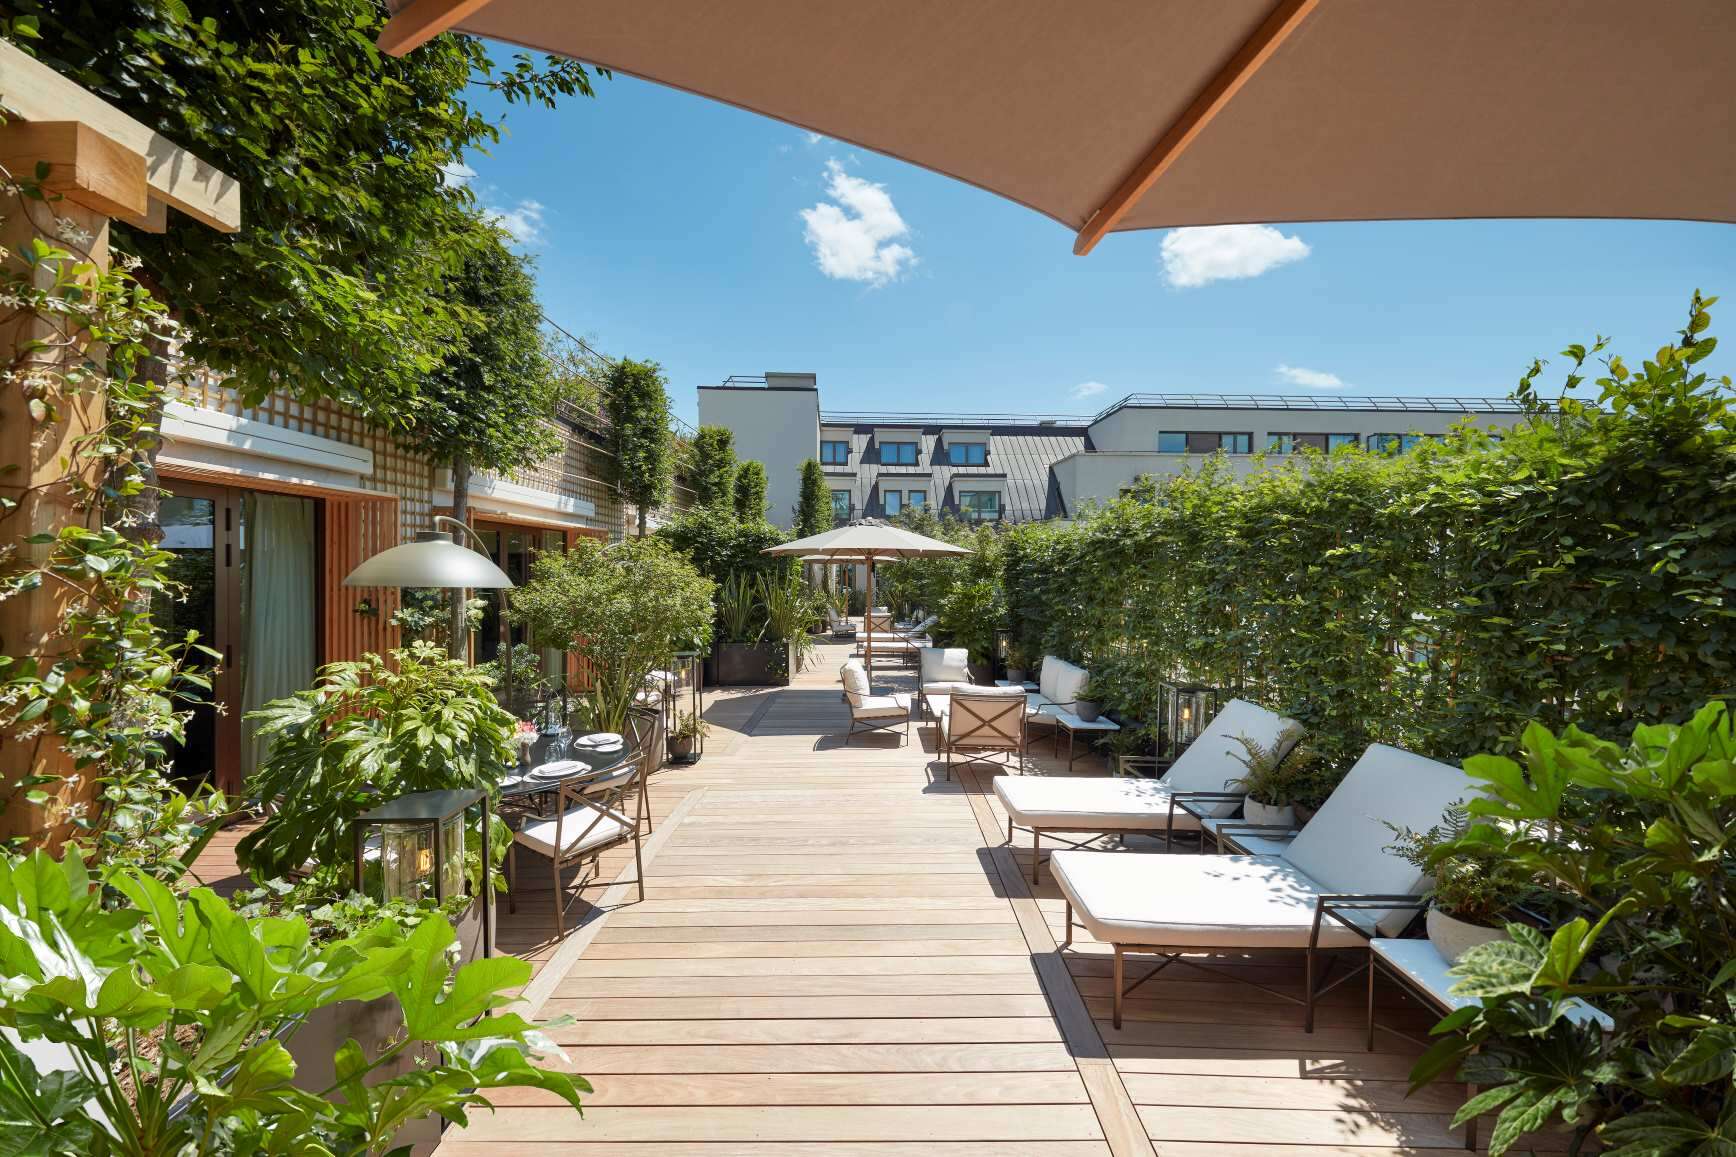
xmin=1426 ymin=907 xmax=1509 ymax=963
xmin=1242 ymin=798 xmax=1295 ymax=828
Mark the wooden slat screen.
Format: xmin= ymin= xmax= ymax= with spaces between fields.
xmin=321 ymin=496 xmax=401 ymax=664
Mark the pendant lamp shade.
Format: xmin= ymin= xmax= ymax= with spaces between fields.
xmin=342 ymin=531 xmax=514 ymax=589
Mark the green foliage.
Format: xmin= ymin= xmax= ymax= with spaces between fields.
xmin=1383 ymin=805 xmax=1540 ymax=926
xmin=401 ymin=222 xmax=572 ymax=475
xmin=1408 ymin=704 xmax=1736 ymax=1156
xmin=390 ymin=587 xmax=484 ymax=648
xmin=714 ymin=572 xmax=764 ymax=645
xmin=1227 ymin=729 xmax=1330 ymax=810
xmin=510 ymin=537 xmax=715 ymax=733
xmin=732 ymin=460 xmax=769 ymax=522
xmin=0 ymin=849 xmax=585 ymax=1156
xmin=604 ymin=358 xmax=673 ymax=533
xmin=18 ymin=0 xmax=602 ymax=410
xmin=0 ymin=169 xmax=225 ymax=868
xmin=236 ymin=644 xmax=515 ymax=882
xmin=987 ymin=297 xmax=1736 ymax=773
xmin=796 ymin=458 xmax=830 ymax=537
xmin=658 ymin=507 xmax=790 ymax=584
xmin=691 ymin=425 xmax=737 ymax=509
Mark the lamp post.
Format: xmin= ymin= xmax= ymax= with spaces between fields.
xmin=342 ymin=515 xmax=518 ymax=712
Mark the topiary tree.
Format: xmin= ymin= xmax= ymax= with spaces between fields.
xmin=691 ymin=425 xmax=737 ymax=509
xmin=604 ymin=359 xmax=673 ymax=535
xmin=733 ymin=460 xmax=769 ymax=523
xmin=510 ymin=537 xmax=715 ymax=733
xmin=795 ymin=458 xmax=830 ymax=537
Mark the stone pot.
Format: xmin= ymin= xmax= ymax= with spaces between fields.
xmin=1426 ymin=906 xmax=1510 ymax=963
xmin=1243 ymin=798 xmax=1295 ymax=828
xmin=1005 ymin=667 xmax=1028 ymax=684
xmin=670 ymin=735 xmax=696 ymax=760
xmin=1073 ymin=698 xmax=1102 ymax=723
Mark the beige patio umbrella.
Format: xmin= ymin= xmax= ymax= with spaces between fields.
xmin=378 ymin=1 xmax=1736 ymax=252
xmin=763 ymin=521 xmax=970 ymax=673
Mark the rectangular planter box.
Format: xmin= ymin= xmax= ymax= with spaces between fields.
xmin=707 ymin=641 xmax=793 ymax=686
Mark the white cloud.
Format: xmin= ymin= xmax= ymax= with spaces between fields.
xmin=804 ymin=131 xmax=825 ymax=145
xmin=1159 ymin=224 xmax=1310 ymax=288
xmin=798 ymin=159 xmax=915 ymax=287
xmin=1275 ymin=364 xmax=1346 ymax=389
xmin=1071 ymin=380 xmax=1109 ymax=400
xmin=440 ymin=161 xmax=476 ymax=187
xmin=487 ymin=199 xmax=545 ymax=246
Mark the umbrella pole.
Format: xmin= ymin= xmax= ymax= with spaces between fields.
xmin=865 ymin=557 xmax=875 ymax=679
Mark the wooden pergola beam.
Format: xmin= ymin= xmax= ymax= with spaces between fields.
xmin=378 ymin=0 xmax=497 ymax=56
xmin=1072 ymin=0 xmax=1318 ymax=256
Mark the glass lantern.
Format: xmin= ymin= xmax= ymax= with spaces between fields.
xmin=1157 ymin=681 xmax=1226 ymax=762
xmin=670 ymin=649 xmax=704 ymax=762
xmin=352 ymin=788 xmax=491 ymax=954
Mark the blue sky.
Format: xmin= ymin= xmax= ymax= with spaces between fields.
xmin=458 ymin=66 xmax=1736 ymax=426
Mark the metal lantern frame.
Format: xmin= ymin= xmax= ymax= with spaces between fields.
xmin=1156 ymin=680 xmax=1227 ymax=763
xmin=352 ymin=787 xmax=493 ymax=956
xmin=670 ymin=649 xmax=704 ymax=763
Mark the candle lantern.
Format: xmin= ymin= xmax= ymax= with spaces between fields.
xmin=670 ymin=649 xmax=705 ymax=763
xmin=1157 ymin=681 xmax=1226 ymax=762
xmin=352 ymin=788 xmax=492 ymax=953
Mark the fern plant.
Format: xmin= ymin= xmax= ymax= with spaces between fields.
xmin=1226 ymin=728 xmax=1327 ymax=807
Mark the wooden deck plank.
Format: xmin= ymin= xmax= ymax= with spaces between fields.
xmin=415 ymin=644 xmax=1463 ymax=1154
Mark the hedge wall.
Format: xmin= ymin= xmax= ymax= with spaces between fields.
xmin=998 ymin=299 xmax=1736 ymax=768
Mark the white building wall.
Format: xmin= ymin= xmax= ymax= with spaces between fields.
xmin=698 ymin=378 xmax=820 ymax=529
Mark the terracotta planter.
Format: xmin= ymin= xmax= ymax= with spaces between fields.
xmin=1243 ymin=798 xmax=1295 ymax=828
xmin=1426 ymin=907 xmax=1509 ymax=963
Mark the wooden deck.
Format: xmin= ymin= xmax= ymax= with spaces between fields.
xmin=427 ymin=639 xmax=1528 ymax=1157
xmin=197 ymin=640 xmax=1521 ymax=1154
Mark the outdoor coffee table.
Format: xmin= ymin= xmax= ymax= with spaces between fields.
xmin=994 ymin=678 xmax=1039 ymax=692
xmin=1040 ymin=707 xmax=1120 ymax=770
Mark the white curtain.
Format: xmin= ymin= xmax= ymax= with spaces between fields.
xmin=240 ymin=493 xmax=317 ymax=782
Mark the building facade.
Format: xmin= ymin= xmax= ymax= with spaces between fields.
xmin=153 ymin=374 xmax=642 ymax=797
xmin=699 ymin=375 xmax=1528 ymax=530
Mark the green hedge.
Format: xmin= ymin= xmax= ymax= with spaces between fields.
xmin=995 ymin=298 xmax=1736 ymax=769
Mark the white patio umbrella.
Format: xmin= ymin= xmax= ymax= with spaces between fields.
xmin=764 ymin=520 xmax=970 ymax=673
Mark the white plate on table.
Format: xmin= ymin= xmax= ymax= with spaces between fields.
xmin=530 ymin=759 xmax=590 ymax=780
xmin=574 ymin=732 xmax=622 ymax=748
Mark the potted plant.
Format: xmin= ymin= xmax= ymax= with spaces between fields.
xmin=1228 ymin=728 xmax=1323 ymax=827
xmin=1004 ymin=642 xmax=1032 ymax=685
xmin=670 ymin=710 xmax=709 ymax=762
xmin=1385 ymin=805 xmax=1534 ymax=962
xmin=1072 ymin=680 xmax=1102 ymax=723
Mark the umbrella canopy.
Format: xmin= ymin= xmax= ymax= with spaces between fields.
xmin=380 ymin=1 xmax=1736 ymax=252
xmin=764 ymin=520 xmax=970 ymax=673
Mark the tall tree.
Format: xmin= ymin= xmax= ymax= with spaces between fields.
xmin=691 ymin=426 xmax=737 ymax=509
xmin=18 ymin=0 xmax=602 ymax=414
xmin=399 ymin=220 xmax=570 ymax=656
xmin=605 ymin=359 xmax=673 ymax=535
xmin=795 ymin=458 xmax=830 ymax=537
xmin=733 ymin=460 xmax=769 ymax=522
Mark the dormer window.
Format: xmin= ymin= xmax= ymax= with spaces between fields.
xmin=881 ymin=441 xmax=919 ymax=465
xmin=946 ymin=442 xmax=987 ymax=466
xmin=820 ymin=439 xmax=850 ymax=465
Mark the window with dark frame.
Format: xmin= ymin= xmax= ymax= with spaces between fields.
xmin=1157 ymin=431 xmax=1188 ymax=453
xmin=958 ymin=490 xmax=1000 ymax=520
xmin=820 ymin=439 xmax=850 ymax=465
xmin=883 ymin=490 xmax=903 ymax=516
xmin=946 ymin=442 xmax=987 ymax=466
xmin=907 ymin=489 xmax=927 ymax=509
xmin=880 ymin=441 xmax=919 ymax=465
xmin=1326 ymin=433 xmax=1360 ymax=451
xmin=830 ymin=490 xmax=851 ymax=519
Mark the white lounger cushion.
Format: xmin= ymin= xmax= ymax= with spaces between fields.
xmin=854 ymin=694 xmax=910 ymax=720
xmin=1052 ymin=742 xmax=1475 ymax=949
xmin=515 ymin=806 xmax=631 ymax=859
xmin=995 ymin=775 xmax=1202 ymax=832
xmin=1051 ymin=851 xmax=1375 ymax=949
xmin=840 ymin=661 xmax=870 ymax=698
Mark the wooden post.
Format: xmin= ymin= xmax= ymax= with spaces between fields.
xmin=0 ymin=51 xmax=239 ymax=845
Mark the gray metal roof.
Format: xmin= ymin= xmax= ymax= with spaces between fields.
xmin=826 ymin=422 xmax=1085 ymax=523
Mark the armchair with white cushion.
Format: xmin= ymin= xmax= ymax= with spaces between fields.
xmin=838 ymin=659 xmax=911 ymax=744
xmin=917 ymin=646 xmax=973 ymax=719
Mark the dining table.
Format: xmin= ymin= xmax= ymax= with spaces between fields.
xmin=497 ymin=730 xmax=634 ymax=805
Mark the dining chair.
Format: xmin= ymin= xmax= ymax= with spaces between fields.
xmin=506 ymin=745 xmax=648 ymax=936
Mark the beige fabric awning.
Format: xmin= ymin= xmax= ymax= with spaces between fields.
xmin=381 ymin=0 xmax=1736 ymax=252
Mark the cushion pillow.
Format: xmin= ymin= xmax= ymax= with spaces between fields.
xmin=839 ymin=661 xmax=870 ymax=698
